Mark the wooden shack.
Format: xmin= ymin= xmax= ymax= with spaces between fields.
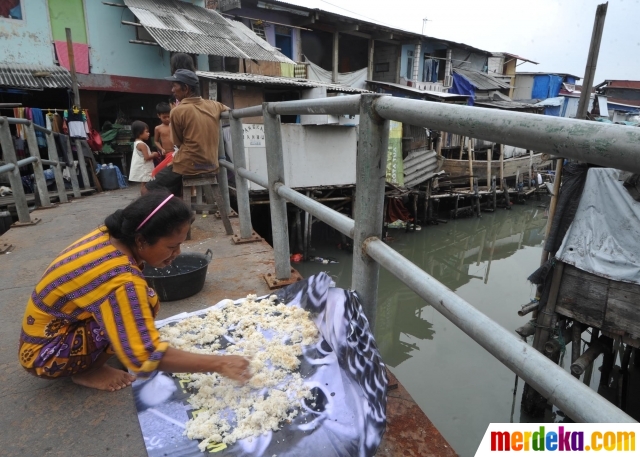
xmin=522 ymin=167 xmax=640 ymax=416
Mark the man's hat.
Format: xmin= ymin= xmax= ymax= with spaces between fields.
xmin=165 ymin=69 xmax=199 ymax=86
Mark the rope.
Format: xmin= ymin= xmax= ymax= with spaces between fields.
xmin=529 ymin=319 xmax=567 ymax=355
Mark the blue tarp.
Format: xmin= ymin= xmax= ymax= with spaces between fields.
xmin=451 ymin=73 xmax=475 ymax=106
xmin=532 ymin=75 xmax=564 ymax=99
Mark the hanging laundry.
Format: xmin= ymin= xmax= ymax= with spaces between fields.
xmin=12 ymin=107 xmax=25 ymax=139
xmin=64 ymin=109 xmax=87 ymax=139
xmin=29 ymin=108 xmax=48 ymax=148
xmin=423 ymin=59 xmax=434 ymax=83
xmin=431 ymin=59 xmax=439 ymax=83
xmin=52 ymin=113 xmax=63 ymax=133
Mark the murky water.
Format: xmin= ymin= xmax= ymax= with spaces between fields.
xmin=294 ymin=198 xmax=612 ymax=456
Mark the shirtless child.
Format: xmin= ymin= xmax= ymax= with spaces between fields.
xmin=154 ymin=102 xmax=175 ymax=156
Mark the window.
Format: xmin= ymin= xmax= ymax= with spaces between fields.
xmin=375 ymin=62 xmax=390 ymax=73
xmin=406 ymin=50 xmax=414 ymax=80
xmin=251 ymin=21 xmax=267 ymax=41
xmin=0 ymin=0 xmax=23 ymax=20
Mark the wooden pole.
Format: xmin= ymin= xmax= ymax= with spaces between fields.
xmin=436 ymin=132 xmax=443 ymax=156
xmin=539 ymin=159 xmax=564 ymax=265
xmin=571 ymin=335 xmax=608 ymax=376
xmin=423 ymin=185 xmax=429 ymax=224
xmin=571 ymin=322 xmax=583 ymax=378
xmin=65 ymin=28 xmax=81 ymax=107
xmin=367 ymin=38 xmax=375 ymax=81
xmin=576 ymin=3 xmax=608 ymax=120
xmin=492 ymin=176 xmax=497 ymax=210
xmin=468 ymin=138 xmax=474 ymax=189
xmin=499 ymin=144 xmax=504 ymax=190
xmin=303 ymin=191 xmax=310 ymax=260
xmin=486 ymin=147 xmax=492 ymax=191
xmin=532 ymin=262 xmax=565 ymax=351
xmin=528 ymin=149 xmax=533 ymax=190
xmin=332 ymin=32 xmax=339 ymax=84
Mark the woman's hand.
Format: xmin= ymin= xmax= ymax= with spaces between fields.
xmin=216 ymin=355 xmax=252 ymax=383
xmin=158 ymin=347 xmax=252 ymax=383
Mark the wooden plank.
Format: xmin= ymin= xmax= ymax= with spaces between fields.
xmin=556 ymin=267 xmax=607 ymax=328
xmin=563 ymin=263 xmax=610 ymax=285
xmin=533 ymin=262 xmax=565 ymax=350
xmin=604 ymin=287 xmax=640 ymax=337
xmin=608 ymin=279 xmax=640 ymax=294
xmin=442 ymin=153 xmax=551 ymax=180
xmin=232 ymin=86 xmax=265 ymax=124
xmin=183 ymin=176 xmax=218 ymax=187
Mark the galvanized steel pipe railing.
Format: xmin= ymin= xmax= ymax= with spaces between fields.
xmin=0 ymin=118 xmax=32 ymax=223
xmin=219 ymin=94 xmax=639 ymax=423
xmin=0 ymin=163 xmax=16 ymax=174
xmin=351 ymin=94 xmax=389 ymax=326
xmin=374 ymin=96 xmax=640 ymax=174
xmin=274 ymin=183 xmax=355 ymax=239
xmin=363 ymin=237 xmax=635 ymax=423
xmin=217 ymin=127 xmax=232 ymax=215
xmin=229 ymin=114 xmax=258 ymax=240
xmin=219 ymin=159 xmax=270 ymax=189
xmin=263 ymin=104 xmax=292 ymax=280
xmin=266 ymin=95 xmax=361 ymax=117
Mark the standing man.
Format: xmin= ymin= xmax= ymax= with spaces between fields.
xmin=144 ymin=69 xmax=229 ymax=196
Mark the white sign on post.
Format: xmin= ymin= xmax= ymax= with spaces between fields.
xmin=243 ymin=124 xmax=265 ymax=148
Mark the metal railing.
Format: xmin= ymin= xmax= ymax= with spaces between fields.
xmin=0 ymin=117 xmax=84 ymax=224
xmin=217 ymin=93 xmax=637 ymax=423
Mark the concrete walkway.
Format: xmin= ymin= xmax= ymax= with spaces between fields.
xmin=0 ymin=188 xmax=455 ymax=456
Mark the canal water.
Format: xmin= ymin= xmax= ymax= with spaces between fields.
xmin=294 ymin=198 xmax=608 ymax=456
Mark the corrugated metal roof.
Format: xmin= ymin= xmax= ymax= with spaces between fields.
xmin=366 ymin=80 xmax=469 ymax=100
xmin=196 ymin=71 xmax=370 ymax=93
xmin=453 ymin=69 xmax=511 ymax=91
xmin=123 ymin=0 xmax=294 ymax=63
xmin=475 ymin=99 xmax=542 ymax=111
xmin=403 ymin=148 xmax=442 ymax=188
xmin=0 ymin=64 xmax=73 ymax=90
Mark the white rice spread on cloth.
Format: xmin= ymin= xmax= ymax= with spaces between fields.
xmin=159 ymin=294 xmax=319 ymax=451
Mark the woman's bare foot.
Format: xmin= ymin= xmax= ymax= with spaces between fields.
xmin=72 ymin=365 xmax=136 ymax=392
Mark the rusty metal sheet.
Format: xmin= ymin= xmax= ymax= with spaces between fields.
xmin=378 ymin=369 xmax=458 ymax=457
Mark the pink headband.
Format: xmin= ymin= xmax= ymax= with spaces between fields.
xmin=137 ymin=195 xmax=174 ymax=231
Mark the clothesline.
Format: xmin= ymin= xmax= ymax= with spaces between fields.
xmin=0 ymin=107 xmax=66 ymax=112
